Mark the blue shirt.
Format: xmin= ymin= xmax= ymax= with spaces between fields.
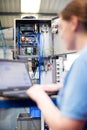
xmin=57 ymin=46 xmax=87 ymax=129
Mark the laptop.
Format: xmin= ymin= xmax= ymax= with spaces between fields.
xmin=0 ymin=59 xmax=32 ymax=98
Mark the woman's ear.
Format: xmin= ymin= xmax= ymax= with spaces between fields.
xmin=70 ymin=16 xmax=79 ymax=32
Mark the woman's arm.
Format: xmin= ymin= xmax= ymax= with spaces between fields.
xmin=26 ymin=85 xmax=85 ymax=130
xmin=38 ymin=93 xmax=85 ymax=130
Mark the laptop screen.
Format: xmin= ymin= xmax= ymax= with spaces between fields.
xmin=0 ymin=61 xmax=32 ymax=89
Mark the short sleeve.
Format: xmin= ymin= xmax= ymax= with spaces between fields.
xmin=61 ymin=58 xmax=87 ymax=120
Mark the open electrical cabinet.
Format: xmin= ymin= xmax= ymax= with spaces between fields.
xmin=14 ymin=19 xmax=54 ymax=84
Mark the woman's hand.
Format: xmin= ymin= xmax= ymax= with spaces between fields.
xmin=26 ymin=84 xmax=48 ymax=104
xmin=41 ymin=83 xmax=62 ymax=93
xmin=26 ymin=83 xmax=62 ymax=105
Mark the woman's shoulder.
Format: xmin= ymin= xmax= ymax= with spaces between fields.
xmin=77 ymin=46 xmax=87 ymax=62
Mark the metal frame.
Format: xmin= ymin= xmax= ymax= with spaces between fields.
xmin=0 ymin=97 xmax=57 ymax=108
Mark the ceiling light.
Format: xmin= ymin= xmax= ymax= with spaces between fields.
xmin=21 ymin=0 xmax=41 ymax=13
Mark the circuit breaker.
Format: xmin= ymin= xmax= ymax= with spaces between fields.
xmin=56 ymin=57 xmax=64 ymax=83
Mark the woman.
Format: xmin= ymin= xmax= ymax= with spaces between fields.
xmin=27 ymin=0 xmax=87 ymax=130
